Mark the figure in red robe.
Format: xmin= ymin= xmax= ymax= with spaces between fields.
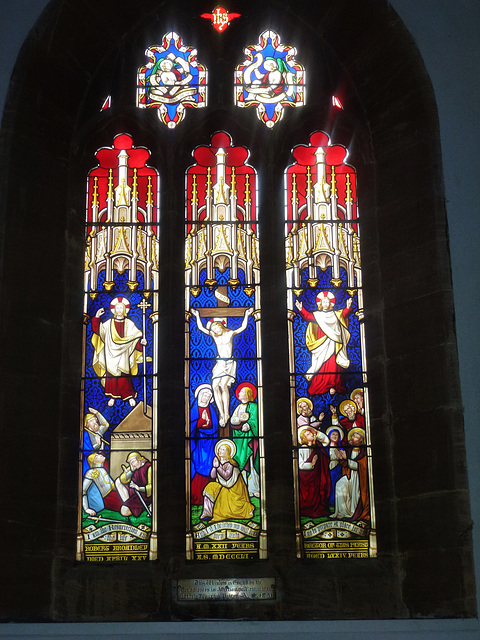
xmin=332 ymin=400 xmax=365 ymax=442
xmin=298 ymin=426 xmax=331 ymax=518
xmin=115 ymin=451 xmax=152 ymax=517
xmin=91 ymin=297 xmax=146 ymax=407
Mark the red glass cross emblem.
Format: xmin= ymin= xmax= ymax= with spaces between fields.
xmin=201 ymin=6 xmax=241 ymax=32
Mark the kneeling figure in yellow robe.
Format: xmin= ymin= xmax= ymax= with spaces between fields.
xmin=200 ymin=439 xmax=254 ymax=522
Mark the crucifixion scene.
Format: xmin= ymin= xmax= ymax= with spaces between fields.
xmin=185 ymin=132 xmax=266 ymax=560
xmin=191 ymin=298 xmax=253 ymax=428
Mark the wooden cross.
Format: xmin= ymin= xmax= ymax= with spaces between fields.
xmin=195 ymin=286 xmax=249 ymax=319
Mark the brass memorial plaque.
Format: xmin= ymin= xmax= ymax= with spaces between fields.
xmin=177 ymin=578 xmax=276 ymax=601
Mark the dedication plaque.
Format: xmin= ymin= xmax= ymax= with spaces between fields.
xmin=177 ymin=578 xmax=276 ymax=601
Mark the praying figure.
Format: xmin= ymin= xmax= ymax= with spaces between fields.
xmin=200 ymin=439 xmax=254 ymax=523
xmin=330 ymin=428 xmax=370 ymax=522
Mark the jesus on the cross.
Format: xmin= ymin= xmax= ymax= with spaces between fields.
xmin=191 ymin=307 xmax=253 ymax=427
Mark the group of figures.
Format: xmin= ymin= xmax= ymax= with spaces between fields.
xmin=296 ymin=391 xmax=368 ymax=522
xmin=78 ymin=133 xmax=159 ymax=561
xmin=76 ymin=125 xmax=374 ymax=561
xmin=82 ymin=296 xmax=153 ymax=525
xmin=294 ymin=289 xmax=370 ymax=521
xmin=83 ymin=433 xmax=152 ymax=521
xmin=137 ymin=30 xmax=304 ymax=128
xmin=189 ymin=307 xmax=260 ymax=525
xmin=292 ymin=287 xmax=372 ymax=555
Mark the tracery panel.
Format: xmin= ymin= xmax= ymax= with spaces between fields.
xmin=185 ymin=132 xmax=266 ymax=560
xmin=285 ymin=131 xmax=376 ymax=559
xmin=234 ymin=30 xmax=305 ymax=128
xmin=137 ymin=31 xmax=207 ymax=128
xmin=77 ymin=134 xmax=159 ymax=562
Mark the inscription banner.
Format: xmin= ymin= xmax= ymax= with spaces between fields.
xmin=177 ymin=578 xmax=275 ymax=601
xmin=304 ymin=540 xmax=369 ymax=559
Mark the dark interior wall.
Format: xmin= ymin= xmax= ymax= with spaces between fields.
xmin=0 ymin=0 xmax=475 ymax=623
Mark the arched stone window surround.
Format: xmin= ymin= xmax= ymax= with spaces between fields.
xmin=0 ymin=0 xmax=474 ymax=621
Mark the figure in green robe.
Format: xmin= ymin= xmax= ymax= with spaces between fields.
xmin=230 ymin=382 xmax=260 ymax=497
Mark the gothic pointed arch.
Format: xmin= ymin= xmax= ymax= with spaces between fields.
xmin=0 ymin=0 xmax=474 ymax=622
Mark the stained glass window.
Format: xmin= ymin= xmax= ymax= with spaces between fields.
xmin=78 ymin=25 xmax=375 ymax=567
xmin=235 ymin=30 xmax=305 ymax=128
xmin=77 ymin=134 xmax=159 ymax=562
xmin=137 ymin=31 xmax=207 ymax=128
xmin=185 ymin=132 xmax=266 ymax=560
xmin=285 ymin=131 xmax=376 ymax=559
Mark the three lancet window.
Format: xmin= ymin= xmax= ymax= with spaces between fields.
xmin=78 ymin=24 xmax=375 ymax=563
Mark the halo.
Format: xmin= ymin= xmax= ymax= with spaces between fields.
xmin=110 ymin=296 xmax=130 ymax=314
xmin=339 ymin=399 xmax=357 ymax=416
xmin=215 ymin=438 xmax=236 ymax=458
xmin=348 ymin=427 xmax=366 ymax=444
xmin=316 ymin=290 xmax=336 ymax=306
xmin=296 ymin=396 xmax=313 ymax=413
xmin=194 ymin=383 xmax=214 ymax=402
xmin=206 ymin=317 xmax=227 ymax=331
xmin=235 ymin=382 xmax=257 ymax=401
xmin=350 ymin=388 xmax=364 ymax=402
xmin=326 ymin=426 xmax=345 ymax=442
xmin=298 ymin=425 xmax=318 ymax=444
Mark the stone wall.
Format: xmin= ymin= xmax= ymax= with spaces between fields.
xmin=0 ymin=0 xmax=475 ymax=622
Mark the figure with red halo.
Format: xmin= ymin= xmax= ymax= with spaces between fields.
xmin=230 ymin=382 xmax=260 ymax=497
xmin=295 ymin=291 xmax=353 ymax=396
xmin=91 ymin=297 xmax=147 ymax=407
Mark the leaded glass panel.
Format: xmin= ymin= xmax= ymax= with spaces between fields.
xmin=77 ymin=134 xmax=159 ymax=562
xmin=235 ymin=30 xmax=305 ymax=128
xmin=285 ymin=131 xmax=376 ymax=559
xmin=185 ymin=132 xmax=266 ymax=560
xmin=137 ymin=31 xmax=207 ymax=128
